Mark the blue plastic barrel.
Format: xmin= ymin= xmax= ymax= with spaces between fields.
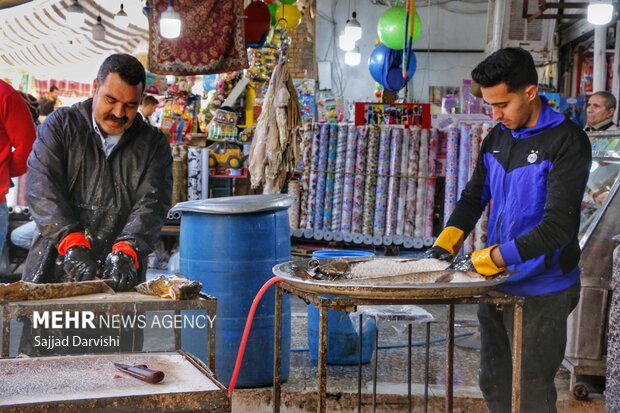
xmin=173 ymin=195 xmax=293 ymax=388
xmin=308 ymin=250 xmax=376 ymax=365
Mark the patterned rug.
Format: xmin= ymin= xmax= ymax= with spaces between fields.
xmin=148 ymin=0 xmax=248 ymax=75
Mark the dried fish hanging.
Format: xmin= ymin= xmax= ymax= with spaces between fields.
xmin=248 ymin=27 xmax=302 ymax=194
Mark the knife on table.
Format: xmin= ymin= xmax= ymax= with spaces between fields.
xmin=113 ymin=362 xmax=165 ymax=384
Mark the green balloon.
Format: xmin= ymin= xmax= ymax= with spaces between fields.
xmin=378 ymin=6 xmax=406 ymax=50
xmin=412 ymin=13 xmax=422 ymax=44
xmin=281 ymin=0 xmax=297 ymax=4
xmin=268 ymin=2 xmax=280 ymax=26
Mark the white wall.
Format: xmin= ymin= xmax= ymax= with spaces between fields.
xmin=316 ymin=0 xmax=488 ymax=102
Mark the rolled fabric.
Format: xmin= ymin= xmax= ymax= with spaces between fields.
xmin=424 ymin=128 xmax=440 ymax=237
xmin=314 ymin=229 xmax=325 ymax=240
xmin=373 ymin=235 xmax=383 ymax=246
xmin=363 ymin=234 xmax=374 ymax=245
xmin=383 ymin=235 xmax=393 ymax=246
xmin=393 ymin=235 xmax=404 ymax=245
xmin=172 ymin=211 xmax=181 ymax=220
xmin=457 ymin=124 xmax=472 ymax=199
xmin=414 ymin=129 xmax=429 ymax=237
xmin=404 ymin=127 xmax=420 ymax=236
xmin=385 ymin=126 xmax=403 ymax=236
xmin=299 ymin=126 xmax=313 ymax=229
xmin=403 ymin=237 xmax=415 ymax=249
xmin=287 ymin=180 xmax=301 ymax=229
xmin=351 ymin=126 xmax=368 ymax=234
xmin=17 ymin=173 xmax=27 ymax=206
xmin=372 ymin=126 xmax=391 ymax=237
xmin=333 ymin=231 xmax=344 ymax=242
xmin=362 ymin=125 xmax=380 ymax=235
xmin=313 ymin=123 xmax=330 ymax=230
xmin=331 ymin=124 xmax=348 ymax=231
xmin=469 ymin=124 xmax=482 ymax=179
xmin=353 ymin=233 xmax=365 ymax=244
xmin=396 ymin=129 xmax=410 ymax=235
xmin=423 ymin=236 xmax=435 ymax=246
xmin=341 ymin=124 xmax=358 ymax=232
xmin=304 ymin=228 xmax=314 ymax=238
xmin=343 ymin=232 xmax=354 ymax=243
xmin=306 ymin=125 xmax=322 ymax=229
xmin=200 ymin=147 xmax=209 ymax=199
xmin=322 ymin=124 xmax=339 ymax=230
xmin=474 ymin=204 xmax=490 ymax=250
xmin=444 ymin=126 xmax=459 ymax=225
xmin=481 ymin=122 xmax=494 ymax=139
xmin=187 ymin=146 xmax=202 ymax=201
xmin=413 ymin=237 xmax=424 ymax=249
xmin=323 ymin=230 xmax=334 ymax=241
xmin=292 ymin=228 xmax=304 ymax=238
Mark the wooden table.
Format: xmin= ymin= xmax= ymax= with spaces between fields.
xmin=272 ymin=283 xmax=525 ymax=413
xmin=0 ymin=350 xmax=230 ymax=412
xmin=0 ymin=292 xmax=217 ymax=372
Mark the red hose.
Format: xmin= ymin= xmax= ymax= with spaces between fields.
xmin=228 ymin=276 xmax=283 ymax=394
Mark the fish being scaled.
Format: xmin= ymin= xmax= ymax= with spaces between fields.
xmin=0 ymin=280 xmax=114 ymax=301
xmin=348 ymin=269 xmax=488 ymax=285
xmin=135 ymin=275 xmax=202 ymax=300
xmin=308 ymin=257 xmax=452 ymax=280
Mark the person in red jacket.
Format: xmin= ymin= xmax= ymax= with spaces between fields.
xmin=0 ymin=80 xmax=36 ymax=259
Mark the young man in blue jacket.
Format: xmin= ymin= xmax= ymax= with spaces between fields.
xmin=426 ymin=48 xmax=591 ymax=412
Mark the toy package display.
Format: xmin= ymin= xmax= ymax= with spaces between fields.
xmin=207 ymin=108 xmax=239 ymax=141
xmin=354 ymin=102 xmax=431 ymax=128
xmin=317 ymin=97 xmax=344 ymax=123
xmin=559 ymin=96 xmax=586 ymax=128
xmin=293 ymin=79 xmax=316 ymax=123
xmin=160 ymin=94 xmax=199 ymax=144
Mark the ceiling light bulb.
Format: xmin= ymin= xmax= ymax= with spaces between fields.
xmin=587 ymin=0 xmax=613 ymax=25
xmin=339 ymin=29 xmax=355 ymax=51
xmin=114 ymin=4 xmax=129 ymax=30
xmin=92 ymin=15 xmax=106 ymax=41
xmin=344 ymin=46 xmax=361 ymax=66
xmin=344 ymin=12 xmax=362 ymax=41
xmin=160 ymin=2 xmax=181 ymax=39
xmin=66 ymin=0 xmax=85 ymax=28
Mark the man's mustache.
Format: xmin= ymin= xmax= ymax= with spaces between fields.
xmin=105 ymin=115 xmax=128 ymax=124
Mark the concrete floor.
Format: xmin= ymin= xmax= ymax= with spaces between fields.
xmin=231 ymin=296 xmax=606 ymax=413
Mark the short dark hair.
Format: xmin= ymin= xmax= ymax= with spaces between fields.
xmin=49 ymin=85 xmax=59 ymax=93
xmin=590 ymin=91 xmax=617 ymax=110
xmin=97 ymin=54 xmax=146 ymax=93
xmin=471 ymin=47 xmax=538 ymax=92
xmin=141 ymin=94 xmax=159 ymax=106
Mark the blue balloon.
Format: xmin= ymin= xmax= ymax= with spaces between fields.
xmin=383 ymin=50 xmax=417 ymax=92
xmin=368 ymin=43 xmax=390 ymax=84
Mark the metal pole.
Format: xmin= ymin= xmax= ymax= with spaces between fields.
xmin=511 ymin=299 xmax=524 ymax=413
xmin=358 ymin=314 xmax=363 ymax=413
xmin=318 ymin=303 xmax=328 ymax=413
xmin=424 ymin=321 xmax=430 ymax=413
xmin=372 ymin=327 xmax=379 ymax=413
xmin=408 ymin=324 xmax=412 ymax=413
xmin=445 ymin=305 xmax=455 ymax=413
xmin=491 ymin=0 xmax=506 ymax=51
xmin=613 ymin=21 xmax=620 ymax=123
xmin=593 ymin=25 xmax=607 ymax=93
xmin=273 ymin=286 xmax=283 ymax=413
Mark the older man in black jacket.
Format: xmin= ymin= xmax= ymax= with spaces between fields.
xmin=23 ymin=54 xmax=172 ymax=292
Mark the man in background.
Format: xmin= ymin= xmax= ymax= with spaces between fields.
xmin=585 ymin=91 xmax=617 ymax=131
xmin=139 ymin=94 xmax=159 ymax=126
xmin=0 ymin=80 xmax=36 ymax=264
xmin=38 ymin=85 xmax=59 ymax=117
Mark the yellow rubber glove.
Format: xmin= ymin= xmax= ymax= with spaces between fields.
xmin=433 ymin=226 xmax=465 ymax=256
xmin=471 ymin=245 xmax=506 ymax=276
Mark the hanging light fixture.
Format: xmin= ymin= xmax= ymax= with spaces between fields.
xmin=344 ymin=11 xmax=362 ymax=41
xmin=114 ymin=4 xmax=129 ymax=30
xmin=588 ymin=0 xmax=614 ymax=25
xmin=339 ymin=29 xmax=355 ymax=51
xmin=66 ymin=0 xmax=85 ymax=28
xmin=344 ymin=46 xmax=361 ymax=66
xmin=160 ymin=0 xmax=181 ymax=39
xmin=92 ymin=14 xmax=106 ymax=41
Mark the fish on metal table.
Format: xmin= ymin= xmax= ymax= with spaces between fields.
xmin=135 ymin=275 xmax=202 ymax=300
xmin=307 ymin=257 xmax=454 ymax=280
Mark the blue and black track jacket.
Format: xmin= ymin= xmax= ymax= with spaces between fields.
xmin=447 ymin=102 xmax=592 ymax=297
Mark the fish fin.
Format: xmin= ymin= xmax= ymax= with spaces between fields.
xmin=435 ymin=272 xmax=454 ymax=283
